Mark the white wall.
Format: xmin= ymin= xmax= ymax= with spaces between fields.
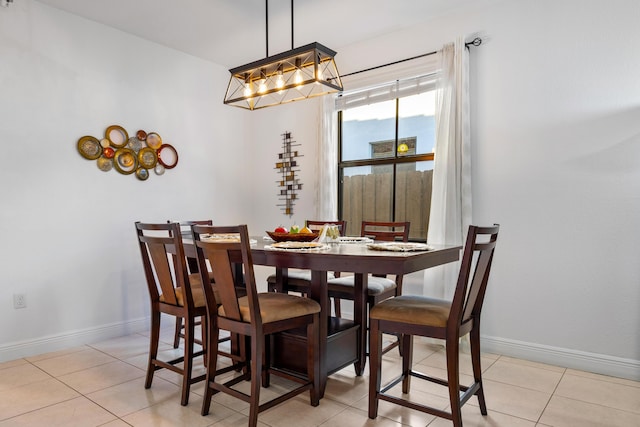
xmin=471 ymin=0 xmax=640 ymax=375
xmin=1 ymin=0 xmax=638 ymax=381
xmin=0 ymin=0 xmax=250 ymax=357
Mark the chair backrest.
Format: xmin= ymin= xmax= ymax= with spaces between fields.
xmin=192 ymin=224 xmax=262 ymax=326
xmin=136 ymin=222 xmax=193 ymax=308
xmin=450 ymin=224 xmax=500 ymax=330
xmin=305 ymin=220 xmax=347 ymax=235
xmin=167 ymin=220 xmax=213 ymax=270
xmin=167 ymin=219 xmax=213 ymax=238
xmin=361 ymin=221 xmax=410 ymax=242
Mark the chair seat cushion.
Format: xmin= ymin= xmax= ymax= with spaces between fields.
xmin=266 ymin=270 xmax=336 ymax=284
xmin=219 ymin=292 xmax=320 ymax=324
xmin=369 ymin=295 xmax=451 ymax=327
xmin=327 ymin=275 xmax=397 ymax=296
xmin=159 ymin=274 xmax=214 ymax=308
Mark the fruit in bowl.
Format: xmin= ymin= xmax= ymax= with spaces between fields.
xmin=266 ymin=227 xmax=319 ymax=242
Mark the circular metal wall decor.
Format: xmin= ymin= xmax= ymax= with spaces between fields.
xmin=138 ymin=147 xmax=157 ymax=169
xmin=76 ymin=125 xmax=179 ymax=181
xmin=136 ymin=168 xmax=150 ymax=181
xmin=103 ymin=146 xmax=115 ymax=159
xmin=157 ymin=144 xmax=178 ymax=169
xmin=97 ymin=156 xmax=113 ymax=172
xmin=146 ymin=132 xmax=162 ymax=149
xmin=105 ymin=125 xmax=129 ymax=148
xmin=113 ymin=148 xmax=138 ymax=174
xmin=77 ymin=136 xmax=102 ymax=160
xmin=127 ymin=136 xmax=144 ymax=153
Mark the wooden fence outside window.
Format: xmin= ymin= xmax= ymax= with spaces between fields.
xmin=341 ymin=169 xmax=433 ymax=240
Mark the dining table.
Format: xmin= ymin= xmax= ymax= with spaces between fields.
xmin=181 ymin=235 xmax=461 ymax=396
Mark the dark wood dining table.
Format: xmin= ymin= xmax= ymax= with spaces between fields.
xmin=182 ymin=236 xmax=461 ymax=396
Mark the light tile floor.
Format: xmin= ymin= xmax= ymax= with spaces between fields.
xmin=1 ymin=323 xmax=639 ymax=426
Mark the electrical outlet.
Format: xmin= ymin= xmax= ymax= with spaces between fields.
xmin=13 ymin=293 xmax=26 ymax=309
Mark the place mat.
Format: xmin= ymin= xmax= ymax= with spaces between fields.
xmin=201 ymin=234 xmax=257 ymax=244
xmin=338 ymin=236 xmax=374 ymax=244
xmin=265 ymin=242 xmax=331 ymax=252
xmin=366 ymin=242 xmax=433 ymax=252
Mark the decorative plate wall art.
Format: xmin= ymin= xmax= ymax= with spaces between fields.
xmin=76 ymin=125 xmax=179 ymax=180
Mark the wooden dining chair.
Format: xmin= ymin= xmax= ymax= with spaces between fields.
xmin=192 ymin=224 xmax=321 ymax=427
xmin=170 ymin=219 xmax=213 ymax=349
xmin=327 ymin=220 xmax=410 ymax=354
xmin=266 ymin=220 xmax=346 ymax=315
xmin=368 ymin=224 xmax=500 ymax=427
xmin=135 ymin=221 xmax=207 ymax=406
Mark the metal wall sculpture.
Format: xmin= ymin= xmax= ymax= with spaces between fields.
xmin=275 ymin=131 xmax=302 ymax=216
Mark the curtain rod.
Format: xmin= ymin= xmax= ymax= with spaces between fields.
xmin=338 ymin=37 xmax=482 ymax=80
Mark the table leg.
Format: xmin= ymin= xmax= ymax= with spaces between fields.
xmin=309 ymin=270 xmax=328 ymax=397
xmin=274 ymin=267 xmax=288 ymax=293
xmin=353 ymin=273 xmax=367 ymax=376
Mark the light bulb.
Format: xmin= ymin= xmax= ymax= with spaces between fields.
xmin=243 ymin=73 xmax=253 ymax=98
xmin=258 ymin=68 xmax=267 ymax=94
xmin=244 ymin=82 xmax=252 ymax=97
xmin=294 ymin=58 xmax=303 ymax=86
xmin=275 ymin=64 xmax=285 ymax=90
xmin=316 ymin=55 xmax=325 ymax=82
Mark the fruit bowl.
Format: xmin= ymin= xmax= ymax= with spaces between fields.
xmin=266 ymin=231 xmax=319 ymax=242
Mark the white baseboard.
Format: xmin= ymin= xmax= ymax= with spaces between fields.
xmin=0 ymin=317 xmax=149 ymax=363
xmin=481 ymin=335 xmax=640 ymax=381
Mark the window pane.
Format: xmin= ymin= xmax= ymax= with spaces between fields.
xmin=397 ymin=92 xmax=436 ymax=157
xmin=341 ymin=165 xmax=393 ymax=237
xmin=341 ymin=100 xmax=396 ymax=161
xmin=394 ymin=160 xmax=434 ymax=241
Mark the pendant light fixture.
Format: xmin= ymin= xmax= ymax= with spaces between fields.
xmin=223 ymin=0 xmax=343 ymax=110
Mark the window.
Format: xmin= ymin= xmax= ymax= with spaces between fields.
xmin=338 ymin=81 xmax=436 ymax=241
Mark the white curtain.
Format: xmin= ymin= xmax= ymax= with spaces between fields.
xmin=424 ymin=37 xmax=472 ymax=300
xmin=317 ymin=95 xmax=339 ymax=220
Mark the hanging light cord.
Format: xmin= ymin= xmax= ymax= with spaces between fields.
xmin=265 ymin=0 xmax=269 ymax=57
xmin=290 ymin=0 xmax=294 ymax=50
xmin=265 ymin=0 xmax=296 ymax=57
xmin=338 ymin=37 xmax=482 ymax=80
xmin=263 ymin=0 xmax=480 ymax=80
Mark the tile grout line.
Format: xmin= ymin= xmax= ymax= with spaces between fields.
xmin=535 ymin=366 xmax=567 ymax=425
xmin=0 ymin=359 xmax=88 ymax=424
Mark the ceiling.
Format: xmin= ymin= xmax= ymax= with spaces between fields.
xmin=34 ymin=0 xmax=480 ymax=69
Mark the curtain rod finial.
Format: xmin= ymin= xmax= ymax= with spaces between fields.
xmin=466 ymin=37 xmax=482 ymax=48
